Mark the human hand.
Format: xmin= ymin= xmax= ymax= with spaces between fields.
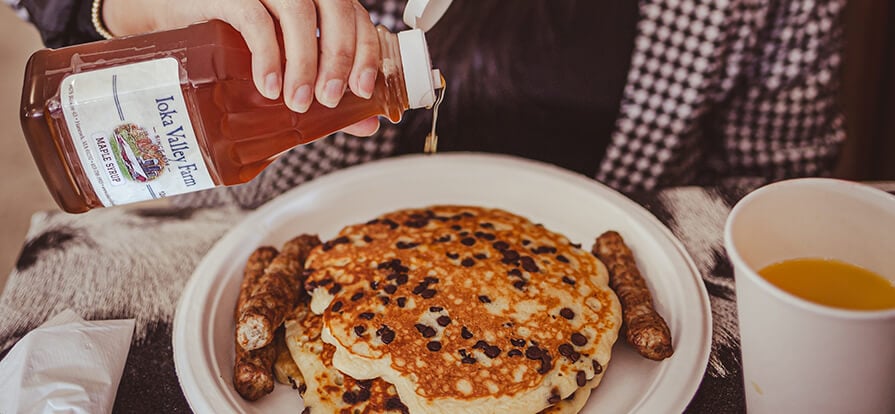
xmin=102 ymin=0 xmax=381 ymax=136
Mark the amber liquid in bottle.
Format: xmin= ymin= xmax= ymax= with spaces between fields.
xmin=21 ymin=20 xmax=411 ymax=213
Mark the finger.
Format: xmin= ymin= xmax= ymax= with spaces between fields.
xmin=339 ymin=117 xmax=380 ymax=137
xmin=313 ymin=0 xmax=357 ymax=108
xmin=263 ymin=0 xmax=318 ymax=112
xmin=215 ymin=0 xmax=283 ymax=100
xmin=348 ymin=4 xmax=380 ymax=100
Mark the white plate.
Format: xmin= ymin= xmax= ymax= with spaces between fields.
xmin=174 ymin=153 xmax=712 ymax=414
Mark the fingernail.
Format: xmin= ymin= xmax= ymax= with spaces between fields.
xmin=263 ymin=73 xmax=280 ymax=99
xmin=358 ymin=69 xmax=377 ymax=99
xmin=291 ymin=84 xmax=312 ymax=112
xmin=322 ymin=79 xmax=345 ymax=108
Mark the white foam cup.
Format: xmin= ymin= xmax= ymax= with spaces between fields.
xmin=724 ymin=178 xmax=895 ymax=414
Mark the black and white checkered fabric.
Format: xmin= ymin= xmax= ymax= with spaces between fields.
xmin=8 ymin=0 xmax=847 ymax=207
xmin=189 ymin=0 xmax=845 ymax=208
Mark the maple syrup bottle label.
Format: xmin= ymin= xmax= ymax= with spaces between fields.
xmin=59 ymin=57 xmax=214 ymax=206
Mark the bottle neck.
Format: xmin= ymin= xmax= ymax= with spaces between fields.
xmin=376 ymin=27 xmax=412 ymax=122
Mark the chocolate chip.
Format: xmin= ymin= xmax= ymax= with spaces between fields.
xmin=569 ymin=351 xmax=581 ymax=363
xmin=380 ymin=296 xmax=391 ymax=305
xmin=366 ymin=218 xmax=381 ymax=225
xmin=363 ymin=235 xmax=373 ymax=243
xmin=377 ymin=259 xmax=399 ymax=270
xmin=556 ymin=255 xmax=570 ymax=263
xmin=397 ymin=297 xmax=407 ymax=308
xmin=473 ymin=340 xmax=488 ymax=350
xmin=513 ymin=280 xmax=526 ymax=290
xmin=508 ymin=268 xmax=522 ymax=277
xmin=424 ymin=277 xmax=440 ymax=284
xmin=404 ymin=219 xmax=428 ymax=229
xmin=459 ymin=231 xmax=469 ymax=237
xmin=384 ymin=284 xmax=397 ymax=294
xmin=460 ymin=237 xmax=476 ymax=246
xmin=492 ymin=241 xmax=509 ymax=251
xmin=377 ymin=325 xmax=395 ymax=344
xmin=480 ymin=222 xmax=494 ymax=228
xmin=478 ymin=295 xmax=491 ymax=304
xmin=415 ymin=324 xmax=436 ymax=338
xmin=522 ymin=239 xmax=531 ymax=245
xmin=385 ymin=397 xmax=408 ymax=413
xmin=356 ymin=388 xmax=371 ymax=402
xmin=474 ymin=231 xmax=496 ymax=241
xmin=461 ymin=258 xmax=475 ymax=267
xmin=358 ymin=380 xmax=373 ymax=390
xmin=560 ymin=308 xmax=575 ymax=320
xmin=502 ymin=250 xmax=520 ymax=261
xmin=354 ymin=326 xmax=366 ymax=336
xmin=548 ymin=392 xmax=561 ymax=404
xmin=328 ymin=283 xmax=342 ymax=295
xmin=593 ymin=360 xmax=603 ymax=374
xmin=461 ymin=326 xmax=473 ymax=339
xmin=520 ymin=256 xmax=540 ymax=273
xmin=317 ymin=277 xmax=333 ymax=286
xmin=359 ymin=312 xmax=375 ymax=320
xmin=533 ymin=245 xmax=557 ymax=254
xmin=525 ymin=346 xmax=543 ymax=360
xmin=429 ymin=306 xmax=443 ymax=312
xmin=342 ymin=390 xmax=358 ymax=404
xmin=322 ymin=236 xmax=350 ymax=251
xmin=451 ymin=224 xmax=462 ymax=231
xmin=510 ymin=338 xmax=526 ymax=347
xmin=396 ymin=241 xmax=419 ymax=249
xmin=484 ymin=345 xmax=501 ymax=358
xmin=370 ymin=281 xmax=380 ymax=290
xmin=462 ymin=355 xmax=477 ymax=364
xmin=558 ymin=343 xmax=574 ymax=357
xmin=565 ymin=392 xmax=576 ymax=402
xmin=298 ymin=383 xmax=307 ymax=394
xmin=571 ymin=242 xmax=582 ymax=248
xmin=435 ymin=235 xmax=452 ymax=243
xmin=420 ymin=289 xmax=437 ymax=299
xmin=382 ymin=219 xmax=399 ymax=229
xmin=437 ymin=315 xmax=452 ymax=327
xmin=474 ymin=253 xmax=488 ymax=260
xmin=412 ymin=284 xmax=426 ymax=295
xmin=507 ymin=349 xmax=523 ymax=357
xmin=427 ymin=341 xmax=442 ymax=352
xmin=562 ymin=276 xmax=576 ymax=285
xmin=571 ymin=333 xmax=587 ymax=346
xmin=395 ymin=274 xmax=409 ymax=285
xmin=351 ymin=292 xmax=364 ymax=301
xmin=331 ymin=301 xmax=343 ymax=313
xmin=538 ymin=354 xmax=554 ymax=374
xmin=302 ymin=407 xmax=310 ymax=414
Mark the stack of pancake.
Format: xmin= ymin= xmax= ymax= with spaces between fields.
xmin=284 ymin=206 xmax=622 ymax=413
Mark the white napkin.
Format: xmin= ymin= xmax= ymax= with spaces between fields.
xmin=0 ymin=309 xmax=135 ymax=414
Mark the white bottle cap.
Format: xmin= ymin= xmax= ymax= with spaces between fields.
xmin=397 ymin=29 xmax=441 ymax=109
xmin=403 ymin=0 xmax=453 ymax=32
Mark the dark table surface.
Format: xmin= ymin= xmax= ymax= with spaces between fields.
xmin=4 ymin=181 xmax=890 ymax=413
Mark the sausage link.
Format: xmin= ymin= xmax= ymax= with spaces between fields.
xmin=236 ymin=246 xmax=279 ymax=321
xmin=592 ymin=231 xmax=673 ymax=360
xmin=233 ymin=336 xmax=278 ymax=401
xmin=237 ymin=235 xmax=321 ymax=351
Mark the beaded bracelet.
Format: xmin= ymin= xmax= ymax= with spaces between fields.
xmin=90 ymin=0 xmax=115 ymax=39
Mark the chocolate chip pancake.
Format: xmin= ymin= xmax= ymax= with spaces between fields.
xmin=303 ymin=206 xmax=622 ymax=413
xmin=284 ymin=303 xmax=409 ymax=414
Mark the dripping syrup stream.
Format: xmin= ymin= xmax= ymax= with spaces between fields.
xmin=424 ymin=75 xmax=446 ymax=154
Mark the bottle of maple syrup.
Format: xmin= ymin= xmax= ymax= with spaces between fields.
xmin=20 ymin=20 xmax=442 ymax=213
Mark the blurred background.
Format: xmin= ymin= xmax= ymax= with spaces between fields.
xmin=1 ymin=2 xmax=893 ymax=290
